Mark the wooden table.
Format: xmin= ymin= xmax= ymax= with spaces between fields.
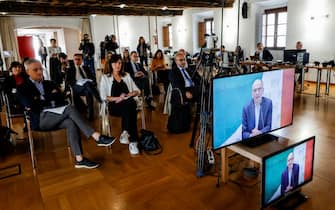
xmin=303 ymin=66 xmax=335 ymax=97
xmin=220 ymin=136 xmax=293 ymax=183
xmin=240 ymin=61 xmax=295 ymax=72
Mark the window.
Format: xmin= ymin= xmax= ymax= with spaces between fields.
xmin=262 ymin=7 xmax=287 ymax=49
xmin=205 ymin=18 xmax=214 ymax=35
xmin=168 ymin=24 xmax=173 ymax=47
xmin=163 ymin=24 xmax=172 ymax=48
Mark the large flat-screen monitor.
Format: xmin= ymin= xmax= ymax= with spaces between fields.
xmin=284 ymin=49 xmax=309 ymax=65
xmin=212 ymin=68 xmax=295 ymax=150
xmin=262 ymin=136 xmax=315 ymax=208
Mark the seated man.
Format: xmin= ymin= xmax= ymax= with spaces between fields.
xmin=65 ymin=53 xmax=102 ymax=121
xmin=254 ymin=42 xmax=273 ymax=62
xmin=167 ymin=52 xmax=198 ymax=133
xmin=125 ymin=51 xmax=154 ymax=109
xmin=17 ymin=59 xmax=116 ymax=169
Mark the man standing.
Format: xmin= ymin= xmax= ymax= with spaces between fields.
xmin=17 ymin=59 xmax=116 ymax=169
xmin=281 ymin=152 xmax=300 ymax=194
xmin=242 ymin=79 xmax=272 ymax=139
xmin=79 ymin=34 xmax=95 ymax=76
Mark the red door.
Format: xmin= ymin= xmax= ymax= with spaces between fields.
xmin=17 ymin=36 xmax=35 ymax=59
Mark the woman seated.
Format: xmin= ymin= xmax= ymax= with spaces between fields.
xmin=99 ymin=54 xmax=140 ymax=155
xmin=150 ymin=49 xmax=169 ymax=92
xmin=3 ymin=61 xmax=28 ymax=130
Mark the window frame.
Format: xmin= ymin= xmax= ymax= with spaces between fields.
xmin=262 ymin=7 xmax=287 ymax=50
xmin=204 ymin=18 xmax=214 ymax=35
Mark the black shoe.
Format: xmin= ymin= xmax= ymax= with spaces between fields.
xmin=75 ymin=158 xmax=99 ymax=169
xmin=96 ymin=135 xmax=116 ymax=147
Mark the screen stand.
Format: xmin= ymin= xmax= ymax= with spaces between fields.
xmin=272 ymin=189 xmax=308 ymax=210
xmin=241 ymin=133 xmax=278 ymax=148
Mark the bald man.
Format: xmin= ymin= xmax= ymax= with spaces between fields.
xmin=242 ymin=79 xmax=272 ymax=139
xmin=281 ymin=152 xmax=300 ymax=194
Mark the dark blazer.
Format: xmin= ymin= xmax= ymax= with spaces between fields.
xmin=65 ymin=60 xmax=96 ymax=87
xmin=17 ymin=79 xmax=67 ymax=130
xmin=3 ymin=74 xmax=27 ymax=94
xmin=281 ymin=164 xmax=300 ymax=195
xmin=169 ymin=66 xmax=195 ymax=105
xmin=255 ymin=48 xmax=273 ymax=61
xmin=124 ymin=62 xmax=147 ymax=80
xmin=242 ymin=97 xmax=272 ymax=139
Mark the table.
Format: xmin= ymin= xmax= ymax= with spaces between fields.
xmin=220 ymin=136 xmax=292 ymax=183
xmin=240 ymin=61 xmax=295 ymax=72
xmin=303 ymin=66 xmax=335 ymax=97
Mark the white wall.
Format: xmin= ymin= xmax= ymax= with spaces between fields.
xmin=64 ymin=28 xmax=80 ymax=58
xmin=13 ymin=16 xmax=81 ymax=30
xmin=287 ymin=0 xmax=335 ymax=61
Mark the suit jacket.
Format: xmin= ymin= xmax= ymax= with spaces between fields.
xmin=242 ymin=97 xmax=272 ymax=139
xmin=124 ymin=62 xmax=147 ymax=80
xmin=254 ymin=48 xmax=273 ymax=61
xmin=281 ymin=164 xmax=300 ymax=195
xmin=169 ymin=66 xmax=195 ymax=105
xmin=17 ymin=79 xmax=67 ymax=130
xmin=65 ymin=60 xmax=96 ymax=87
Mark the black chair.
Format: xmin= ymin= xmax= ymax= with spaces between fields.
xmin=24 ymin=110 xmax=71 ymax=173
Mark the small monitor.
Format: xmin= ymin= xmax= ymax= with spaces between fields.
xmin=284 ymin=49 xmax=309 ymax=65
xmin=262 ymin=136 xmax=315 ymax=208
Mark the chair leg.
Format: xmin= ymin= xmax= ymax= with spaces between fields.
xmin=26 ymin=116 xmax=36 ymax=171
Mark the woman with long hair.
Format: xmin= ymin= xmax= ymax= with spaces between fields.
xmin=136 ymin=36 xmax=150 ymax=67
xmin=99 ymin=54 xmax=140 ymax=155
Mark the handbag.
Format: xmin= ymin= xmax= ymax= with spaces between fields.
xmin=138 ymin=129 xmax=162 ymax=155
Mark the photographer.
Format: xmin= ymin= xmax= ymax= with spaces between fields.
xmin=79 ymin=34 xmax=95 ymax=76
xmin=104 ymin=34 xmax=119 ymax=55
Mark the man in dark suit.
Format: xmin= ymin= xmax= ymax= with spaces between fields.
xmin=65 ymin=53 xmax=102 ymax=121
xmin=79 ymin=34 xmax=95 ymax=75
xmin=17 ymin=59 xmax=116 ymax=169
xmin=242 ymin=79 xmax=272 ymax=139
xmin=125 ymin=51 xmax=154 ymax=109
xmin=254 ymin=42 xmax=273 ymax=61
xmin=281 ymin=152 xmax=300 ymax=194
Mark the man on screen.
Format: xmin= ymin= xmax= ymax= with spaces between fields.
xmin=281 ymin=152 xmax=300 ymax=194
xmin=242 ymin=79 xmax=272 ymax=139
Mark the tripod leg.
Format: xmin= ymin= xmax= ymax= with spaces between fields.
xmin=190 ymin=103 xmax=200 ymax=148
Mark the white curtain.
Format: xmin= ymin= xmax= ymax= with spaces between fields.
xmin=0 ymin=17 xmax=20 ymax=69
xmin=80 ymin=18 xmax=92 ymax=39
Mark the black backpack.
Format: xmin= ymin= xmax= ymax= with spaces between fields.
xmin=138 ymin=129 xmax=162 ymax=155
xmin=0 ymin=126 xmax=17 ymax=157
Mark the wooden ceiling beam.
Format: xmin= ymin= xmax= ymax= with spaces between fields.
xmin=0 ymin=2 xmax=183 ymax=16
xmin=1 ymin=0 xmax=234 ymax=8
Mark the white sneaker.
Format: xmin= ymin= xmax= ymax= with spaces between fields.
xmin=129 ymin=142 xmax=140 ymax=155
xmin=119 ymin=131 xmax=130 ymax=144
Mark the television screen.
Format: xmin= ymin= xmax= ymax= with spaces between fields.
xmin=212 ymin=69 xmax=295 ymax=150
xmin=284 ymin=49 xmax=309 ymax=65
xmin=262 ymin=136 xmax=315 ymax=208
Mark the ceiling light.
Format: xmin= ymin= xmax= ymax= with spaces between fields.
xmin=91 ymin=14 xmax=96 ymax=17
xmin=120 ymin=4 xmax=126 ymax=8
xmin=0 ymin=12 xmax=8 ymax=15
xmin=162 ymin=6 xmax=168 ymax=10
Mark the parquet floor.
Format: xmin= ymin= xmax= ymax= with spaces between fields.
xmin=1 ymin=87 xmax=335 ymax=210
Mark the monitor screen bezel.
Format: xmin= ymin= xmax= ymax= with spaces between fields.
xmin=283 ymin=49 xmax=307 ymax=64
xmin=212 ymin=68 xmax=296 ymax=150
xmin=261 ymin=136 xmax=316 ymax=208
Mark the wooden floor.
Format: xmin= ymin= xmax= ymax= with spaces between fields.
xmin=1 ymin=88 xmax=335 ymax=210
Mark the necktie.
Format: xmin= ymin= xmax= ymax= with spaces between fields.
xmin=181 ymin=68 xmax=193 ymax=87
xmin=79 ymin=66 xmax=87 ymax=78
